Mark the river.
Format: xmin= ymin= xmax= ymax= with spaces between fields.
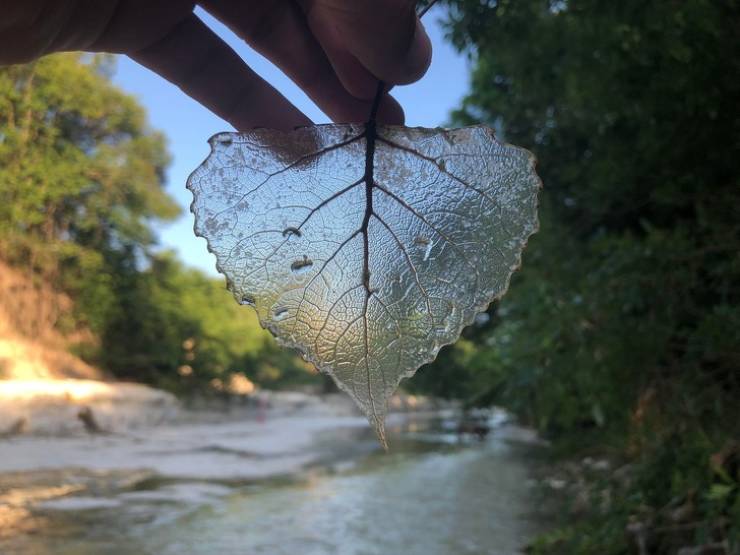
xmin=0 ymin=405 xmax=548 ymax=555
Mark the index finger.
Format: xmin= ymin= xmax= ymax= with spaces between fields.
xmin=131 ymin=13 xmax=311 ymax=131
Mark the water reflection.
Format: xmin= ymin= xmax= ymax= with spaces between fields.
xmin=0 ymin=414 xmax=545 ymax=555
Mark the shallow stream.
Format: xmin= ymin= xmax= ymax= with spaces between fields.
xmin=0 ymin=412 xmax=548 ymax=554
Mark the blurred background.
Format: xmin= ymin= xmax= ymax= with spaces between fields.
xmin=0 ymin=1 xmax=738 ymax=554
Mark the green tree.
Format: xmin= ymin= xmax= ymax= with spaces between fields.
xmin=99 ymin=251 xmax=315 ymax=390
xmin=408 ymin=1 xmax=740 ymax=551
xmin=0 ymin=53 xmax=178 ymax=332
xmin=0 ymin=54 xmax=313 ymax=392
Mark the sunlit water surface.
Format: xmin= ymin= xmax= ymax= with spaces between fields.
xmin=1 ymin=416 xmax=547 ymax=555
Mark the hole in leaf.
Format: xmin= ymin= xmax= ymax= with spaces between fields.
xmin=282 ymin=227 xmax=302 ymax=238
xmin=414 ymin=236 xmax=434 ymax=261
xmin=290 ymin=256 xmax=313 ymax=274
xmin=273 ymin=307 xmax=290 ymax=321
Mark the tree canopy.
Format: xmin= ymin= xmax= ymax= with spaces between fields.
xmin=406 ymin=0 xmax=740 ymax=551
xmin=0 ymin=54 xmax=312 ymax=391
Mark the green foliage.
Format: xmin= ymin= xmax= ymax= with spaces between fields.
xmin=0 ymin=54 xmax=177 ymax=244
xmin=0 ymin=53 xmax=178 ymax=330
xmin=0 ymin=54 xmax=314 ymax=393
xmin=407 ymin=0 xmax=740 ymax=550
xmin=97 ymin=252 xmax=314 ymax=391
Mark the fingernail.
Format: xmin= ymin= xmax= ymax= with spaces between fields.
xmin=403 ymin=20 xmax=432 ymax=81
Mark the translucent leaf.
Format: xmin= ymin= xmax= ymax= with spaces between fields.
xmin=187 ymin=124 xmax=540 ymax=446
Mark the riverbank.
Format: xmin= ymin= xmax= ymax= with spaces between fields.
xmin=2 ymin=403 xmax=393 ymax=480
xmin=524 ymin=442 xmax=738 ymax=555
xmin=0 ymin=386 xmax=426 ymax=479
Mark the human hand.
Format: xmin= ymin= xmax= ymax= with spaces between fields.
xmin=0 ymin=0 xmax=432 ymax=130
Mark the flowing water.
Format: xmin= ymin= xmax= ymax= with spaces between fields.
xmin=0 ymin=413 xmax=548 ymax=555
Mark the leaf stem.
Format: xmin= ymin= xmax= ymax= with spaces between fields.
xmin=367 ymin=81 xmax=385 ymax=125
xmin=358 ymin=0 xmax=440 ymax=445
xmin=362 ymin=96 xmax=378 ymax=292
xmin=417 ymin=0 xmax=439 ymax=19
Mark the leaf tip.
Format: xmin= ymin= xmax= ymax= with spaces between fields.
xmin=372 ymin=415 xmax=389 ymax=451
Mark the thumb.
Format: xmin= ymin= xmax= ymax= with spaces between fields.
xmin=300 ymin=0 xmax=432 ymax=98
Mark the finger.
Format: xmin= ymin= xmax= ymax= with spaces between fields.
xmin=199 ymin=0 xmax=404 ymax=124
xmin=129 ymin=13 xmax=311 ymax=131
xmin=306 ymin=33 xmax=379 ymax=100
xmin=299 ymin=0 xmax=432 ymax=88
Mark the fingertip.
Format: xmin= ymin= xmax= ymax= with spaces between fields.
xmin=376 ymin=94 xmax=405 ymax=125
xmin=311 ymin=0 xmax=433 ymax=89
xmin=336 ymin=56 xmax=380 ymax=100
xmin=396 ymin=19 xmax=432 ymax=85
xmin=368 ymin=16 xmax=432 ymax=87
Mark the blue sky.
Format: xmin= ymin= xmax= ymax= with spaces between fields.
xmin=113 ymin=5 xmax=470 ymax=276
